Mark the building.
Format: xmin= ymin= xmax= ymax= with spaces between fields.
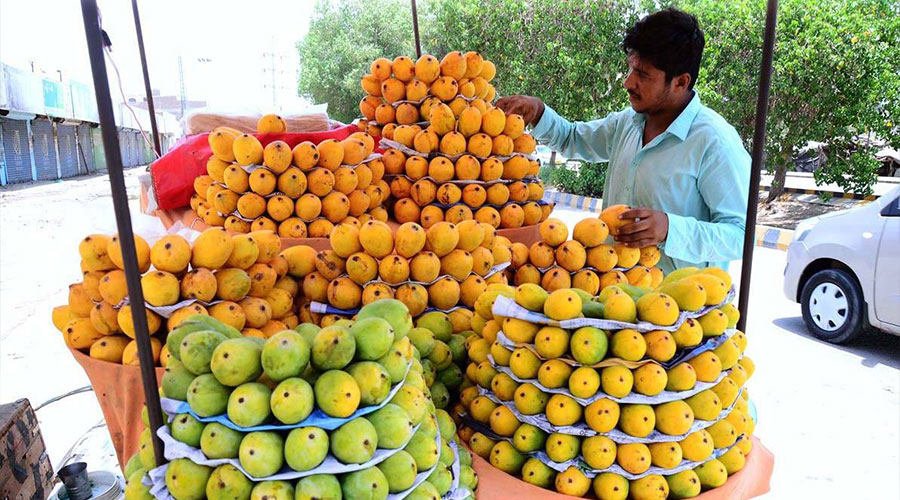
xmin=0 ymin=62 xmax=180 ymax=185
xmin=130 ymin=89 xmax=206 ymax=121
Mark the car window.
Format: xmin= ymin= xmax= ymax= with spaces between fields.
xmin=881 ymin=196 xmax=900 ymax=217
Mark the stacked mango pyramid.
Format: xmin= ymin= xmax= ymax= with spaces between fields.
xmin=52 ymin=228 xmax=327 ymax=365
xmin=194 ymin=114 xmax=389 ymax=238
xmin=453 ymin=216 xmax=756 ymax=499
xmin=121 ymin=300 xmax=478 ymax=500
xmin=302 ymin=219 xmax=512 ymax=324
xmin=356 ymin=52 xmax=551 ymax=229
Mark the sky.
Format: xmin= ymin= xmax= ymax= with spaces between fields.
xmin=0 ymin=0 xmax=318 ymax=113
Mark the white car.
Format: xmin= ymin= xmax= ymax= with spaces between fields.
xmin=783 ymin=185 xmax=900 ymax=343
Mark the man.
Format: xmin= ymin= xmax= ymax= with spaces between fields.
xmin=498 ymin=8 xmax=750 ymax=274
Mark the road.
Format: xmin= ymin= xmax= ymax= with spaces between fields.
xmin=0 ymin=168 xmax=160 ymax=469
xmin=0 ymin=177 xmax=897 ymax=498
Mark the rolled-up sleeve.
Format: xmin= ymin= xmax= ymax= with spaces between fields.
xmin=532 ymin=105 xmax=623 ymax=163
xmin=662 ymin=138 xmax=750 ymax=264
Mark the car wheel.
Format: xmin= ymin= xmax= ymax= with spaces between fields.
xmin=800 ymin=269 xmax=866 ymax=344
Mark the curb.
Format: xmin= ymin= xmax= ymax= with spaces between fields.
xmin=759 ymin=185 xmax=877 ymax=201
xmin=542 ymin=191 xmax=603 ymax=213
xmin=755 ymin=225 xmax=793 ymax=251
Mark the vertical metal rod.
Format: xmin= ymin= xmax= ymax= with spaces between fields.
xmin=26 ymin=119 xmax=38 ymax=181
xmin=411 ymin=0 xmax=422 ymax=58
xmin=737 ymin=0 xmax=778 ymax=332
xmin=80 ymin=0 xmax=166 ymax=468
xmin=52 ymin=122 xmax=63 ymax=179
xmin=131 ymin=0 xmax=161 ymax=156
xmin=0 ymin=124 xmax=7 ymax=185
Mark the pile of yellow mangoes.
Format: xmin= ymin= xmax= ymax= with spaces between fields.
xmin=192 ymin=115 xmax=390 ymax=237
xmin=447 ymin=216 xmax=757 ymax=499
xmin=52 ymin=228 xmax=323 ymax=366
xmin=300 ymin=218 xmax=515 ymax=326
xmin=356 ymin=52 xmax=551 ymax=230
xmin=503 ymin=213 xmax=664 ymax=294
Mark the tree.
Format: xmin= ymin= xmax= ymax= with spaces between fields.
xmin=678 ymin=0 xmax=900 ymax=200
xmin=421 ymin=0 xmax=641 ymax=121
xmin=297 ymin=0 xmax=418 ymax=123
xmin=297 ymin=0 xmax=899 ymax=199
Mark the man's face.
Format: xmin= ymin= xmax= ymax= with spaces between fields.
xmin=623 ymin=52 xmax=672 ymax=114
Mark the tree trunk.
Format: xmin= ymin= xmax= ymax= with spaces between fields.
xmin=766 ymin=161 xmax=787 ymax=203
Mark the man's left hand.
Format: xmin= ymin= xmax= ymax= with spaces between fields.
xmin=615 ymin=208 xmax=669 ymax=248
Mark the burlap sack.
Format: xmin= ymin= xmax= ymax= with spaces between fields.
xmin=69 ymin=349 xmax=163 ymax=469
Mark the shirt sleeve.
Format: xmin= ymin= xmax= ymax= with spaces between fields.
xmin=531 ymin=105 xmax=622 ymax=162
xmin=662 ymin=136 xmax=750 ymax=263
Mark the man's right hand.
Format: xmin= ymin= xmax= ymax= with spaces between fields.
xmin=495 ymin=95 xmax=545 ymax=126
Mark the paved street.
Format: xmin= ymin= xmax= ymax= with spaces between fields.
xmin=0 ymin=177 xmax=897 ymax=498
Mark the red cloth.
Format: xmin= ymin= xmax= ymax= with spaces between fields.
xmin=150 ymin=125 xmax=359 ymax=210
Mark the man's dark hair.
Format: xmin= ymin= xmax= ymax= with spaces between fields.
xmin=623 ymin=8 xmax=705 ymax=89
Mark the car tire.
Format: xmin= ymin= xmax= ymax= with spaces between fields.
xmin=800 ymin=269 xmax=866 ymax=344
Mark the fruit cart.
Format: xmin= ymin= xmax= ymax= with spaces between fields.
xmin=66 ymin=0 xmax=778 ymax=498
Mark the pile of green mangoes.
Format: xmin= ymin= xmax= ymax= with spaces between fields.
xmin=122 ymin=299 xmax=478 ymax=500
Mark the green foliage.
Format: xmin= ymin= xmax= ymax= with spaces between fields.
xmin=297 ymin=0 xmax=418 ymax=123
xmin=543 ymin=162 xmax=607 ymax=198
xmin=297 ymin=0 xmax=899 ymax=197
xmin=422 ymin=0 xmax=642 ymax=121
xmin=813 ymin=146 xmax=882 ymax=197
xmin=679 ymin=0 xmax=900 ymax=199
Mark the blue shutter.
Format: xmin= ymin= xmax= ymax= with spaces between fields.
xmin=31 ymin=118 xmax=58 ymax=180
xmin=1 ymin=119 xmax=32 ymax=184
xmin=58 ymin=124 xmax=78 ymax=177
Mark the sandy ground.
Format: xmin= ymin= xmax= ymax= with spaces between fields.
xmin=756 ymin=197 xmax=849 ymax=230
xmin=0 ymin=176 xmax=897 ymax=499
xmin=0 ymin=168 xmax=157 ymax=468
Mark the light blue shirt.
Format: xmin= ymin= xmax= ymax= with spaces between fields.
xmin=533 ymin=92 xmax=750 ymax=274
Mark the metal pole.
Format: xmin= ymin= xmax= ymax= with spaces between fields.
xmin=80 ymin=0 xmax=166 ymax=468
xmin=410 ymin=0 xmax=422 ymax=58
xmin=737 ymin=0 xmax=778 ymax=332
xmin=131 ymin=0 xmax=162 ymax=156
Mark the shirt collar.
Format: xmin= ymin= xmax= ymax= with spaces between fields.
xmin=631 ymin=91 xmax=702 ymax=141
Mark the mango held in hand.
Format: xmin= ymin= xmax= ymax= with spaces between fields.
xmin=599 ymin=205 xmax=630 ymax=236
